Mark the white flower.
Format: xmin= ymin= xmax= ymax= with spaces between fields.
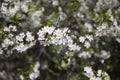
xmin=85 ymin=23 xmax=93 ymax=32
xmin=97 ymin=70 xmax=102 ymax=77
xmin=4 ymin=27 xmax=10 ymax=32
xmin=96 ymin=77 xmax=102 ymax=80
xmin=86 ymin=35 xmax=93 ymax=41
xmin=29 ymin=62 xmax=40 ymax=80
xmin=53 ymin=29 xmax=63 ymax=38
xmin=4 ymin=25 xmax=17 ymax=32
xmin=29 ymin=72 xmax=40 ymax=80
xmin=84 ymin=66 xmax=92 ymax=74
xmin=97 ymin=27 xmax=102 ymax=32
xmin=100 ymin=50 xmax=110 ymax=59
xmin=9 ymin=5 xmax=19 ymax=16
xmin=78 ymin=51 xmax=91 ymax=58
xmin=0 ymin=49 xmax=3 ymax=54
xmin=84 ymin=41 xmax=90 ymax=48
xmin=42 ymin=26 xmax=55 ymax=35
xmin=9 ymin=25 xmax=17 ymax=31
xmin=84 ymin=66 xmax=94 ymax=78
xmin=90 ymin=77 xmax=102 ymax=80
xmin=79 ymin=36 xmax=85 ymax=43
xmin=116 ymin=38 xmax=120 ymax=43
xmin=16 ymin=33 xmax=25 ymax=42
xmin=15 ymin=43 xmax=27 ymax=52
xmin=103 ymin=72 xmax=110 ymax=80
xmin=1 ymin=2 xmax=8 ymax=14
xmin=59 ymin=12 xmax=67 ymax=21
xmin=84 ymin=67 xmax=110 ymax=80
xmin=26 ymin=32 xmax=34 ymax=42
xmin=63 ymin=28 xmax=69 ymax=35
xmin=32 ymin=10 xmax=44 ymax=18
xmin=20 ymin=75 xmax=25 ymax=80
xmin=31 ymin=9 xmax=44 ymax=27
xmin=2 ymin=38 xmax=14 ymax=48
xmin=33 ymin=62 xmax=40 ymax=72
xmin=37 ymin=30 xmax=46 ymax=40
xmin=52 ymin=0 xmax=59 ymax=6
xmin=101 ymin=23 xmax=107 ymax=29
xmin=21 ymin=2 xmax=28 ymax=12
xmin=68 ymin=43 xmax=81 ymax=51
xmin=66 ymin=36 xmax=73 ymax=44
xmin=37 ymin=26 xmax=55 ymax=41
xmin=1 ymin=1 xmax=20 ymax=17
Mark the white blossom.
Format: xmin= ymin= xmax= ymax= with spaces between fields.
xmin=20 ymin=2 xmax=28 ymax=12
xmin=37 ymin=30 xmax=46 ymax=40
xmin=26 ymin=32 xmax=34 ymax=42
xmin=16 ymin=33 xmax=25 ymax=42
xmin=9 ymin=25 xmax=17 ymax=31
xmin=85 ymin=23 xmax=93 ymax=32
xmin=84 ymin=67 xmax=110 ymax=80
xmin=42 ymin=26 xmax=55 ymax=35
xmin=84 ymin=66 xmax=93 ymax=74
xmin=100 ymin=50 xmax=110 ymax=59
xmin=20 ymin=75 xmax=25 ymax=80
xmin=1 ymin=1 xmax=20 ymax=17
xmin=53 ymin=29 xmax=63 ymax=38
xmin=31 ymin=8 xmax=44 ymax=27
xmin=29 ymin=62 xmax=40 ymax=80
xmin=0 ymin=49 xmax=3 ymax=54
xmin=97 ymin=70 xmax=102 ymax=77
xmin=4 ymin=27 xmax=10 ymax=32
xmin=78 ymin=51 xmax=91 ymax=58
xmin=2 ymin=38 xmax=14 ymax=48
xmin=116 ymin=38 xmax=120 ymax=43
xmin=15 ymin=43 xmax=27 ymax=52
xmin=86 ymin=35 xmax=93 ymax=42
xmin=68 ymin=43 xmax=81 ymax=51
xmin=79 ymin=36 xmax=85 ymax=43
xmin=84 ymin=41 xmax=90 ymax=48
xmin=52 ymin=0 xmax=59 ymax=6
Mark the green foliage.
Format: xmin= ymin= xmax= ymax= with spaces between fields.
xmin=66 ymin=1 xmax=80 ymax=15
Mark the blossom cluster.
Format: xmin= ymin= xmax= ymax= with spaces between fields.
xmin=0 ymin=25 xmax=81 ymax=55
xmin=84 ymin=66 xmax=110 ymax=80
xmin=0 ymin=0 xmax=120 ymax=80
